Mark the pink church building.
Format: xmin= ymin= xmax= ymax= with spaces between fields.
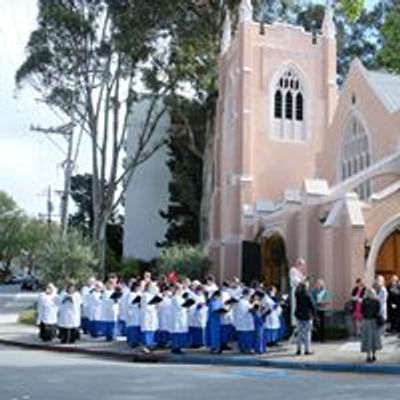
xmin=207 ymin=0 xmax=400 ymax=307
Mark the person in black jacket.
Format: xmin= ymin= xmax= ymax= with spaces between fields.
xmin=387 ymin=275 xmax=400 ymax=333
xmin=295 ymin=282 xmax=316 ymax=355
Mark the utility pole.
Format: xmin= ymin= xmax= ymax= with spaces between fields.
xmin=60 ymin=130 xmax=74 ymax=237
xmin=38 ymin=185 xmax=55 ymax=232
xmin=31 ymin=122 xmax=75 ymax=238
xmin=46 ymin=185 xmax=53 ymax=230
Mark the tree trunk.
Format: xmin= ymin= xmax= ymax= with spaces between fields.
xmin=199 ymin=103 xmax=216 ymax=244
xmin=94 ymin=210 xmax=110 ymax=279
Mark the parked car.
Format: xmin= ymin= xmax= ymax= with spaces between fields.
xmin=21 ymin=274 xmax=40 ymax=291
xmin=4 ymin=273 xmax=26 ymax=285
xmin=4 ymin=273 xmax=39 ymax=291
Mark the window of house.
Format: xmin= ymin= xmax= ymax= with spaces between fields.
xmin=272 ymin=67 xmax=306 ymax=142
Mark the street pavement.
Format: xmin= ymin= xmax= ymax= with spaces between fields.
xmin=1 ymin=345 xmax=400 ymax=400
xmin=2 ymin=319 xmax=400 ymax=368
xmin=2 ymin=284 xmax=400 ymax=375
xmin=0 ymin=284 xmax=38 ymax=324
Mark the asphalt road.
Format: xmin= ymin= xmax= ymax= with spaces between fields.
xmin=1 ymin=346 xmax=400 ymax=400
xmin=0 ymin=284 xmax=38 ymax=323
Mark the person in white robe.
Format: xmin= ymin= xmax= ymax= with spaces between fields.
xmin=204 ymin=275 xmax=219 ymax=299
xmin=126 ymin=281 xmax=142 ymax=348
xmin=88 ymin=281 xmax=104 ymax=337
xmin=99 ymin=277 xmax=119 ymax=340
xmin=235 ymin=288 xmax=255 ymax=353
xmin=58 ymin=282 xmax=82 ymax=344
xmin=220 ymin=282 xmax=235 ymax=349
xmin=81 ymin=277 xmax=96 ymax=334
xmin=118 ymin=282 xmax=131 ymax=337
xmin=157 ymin=287 xmax=172 ymax=348
xmin=188 ymin=285 xmax=208 ymax=348
xmin=37 ymin=283 xmax=58 ymax=342
xmin=140 ymin=281 xmax=159 ymax=352
xmin=101 ymin=286 xmax=123 ymax=341
xmin=263 ymin=288 xmax=283 ymax=347
xmin=169 ymin=283 xmax=189 ymax=354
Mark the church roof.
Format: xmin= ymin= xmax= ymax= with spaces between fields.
xmin=364 ymin=69 xmax=400 ymax=113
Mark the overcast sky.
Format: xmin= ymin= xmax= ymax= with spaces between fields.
xmin=0 ymin=0 xmax=91 ymax=219
xmin=0 ymin=0 xmax=379 ymax=218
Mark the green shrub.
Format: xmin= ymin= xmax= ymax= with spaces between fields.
xmin=38 ymin=229 xmax=97 ymax=286
xmin=18 ymin=307 xmax=37 ymax=325
xmin=119 ymin=258 xmax=141 ymax=281
xmin=157 ymin=245 xmax=210 ymax=280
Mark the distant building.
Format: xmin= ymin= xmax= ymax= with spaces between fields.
xmin=123 ymin=99 xmax=171 ymax=261
xmin=208 ymin=0 xmax=400 ymax=307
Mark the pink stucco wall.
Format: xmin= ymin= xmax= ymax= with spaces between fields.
xmin=208 ymin=13 xmax=400 ymax=308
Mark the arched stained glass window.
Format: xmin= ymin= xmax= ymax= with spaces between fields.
xmin=296 ymin=93 xmax=303 ymax=121
xmin=274 ymin=90 xmax=282 ymax=119
xmin=272 ymin=66 xmax=306 ymax=142
xmin=340 ymin=115 xmax=372 ymax=201
xmin=285 ymin=92 xmax=293 ymax=120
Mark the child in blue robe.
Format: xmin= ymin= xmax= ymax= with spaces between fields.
xmin=207 ymin=291 xmax=224 ymax=354
xmin=236 ymin=289 xmax=255 ymax=353
xmin=251 ymin=294 xmax=266 ymax=354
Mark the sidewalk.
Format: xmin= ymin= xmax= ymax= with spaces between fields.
xmin=1 ymin=323 xmax=400 ymax=374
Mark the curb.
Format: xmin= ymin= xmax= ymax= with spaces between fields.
xmin=167 ymin=354 xmax=400 ymax=375
xmin=1 ymin=337 xmax=400 ymax=375
xmin=0 ymin=338 xmax=164 ymax=363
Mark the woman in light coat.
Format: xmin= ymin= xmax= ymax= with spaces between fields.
xmin=289 ymin=258 xmax=306 ymax=327
xmin=375 ymin=275 xmax=388 ymax=334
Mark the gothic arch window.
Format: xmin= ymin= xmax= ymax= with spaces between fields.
xmin=340 ymin=115 xmax=372 ymax=201
xmin=285 ymin=92 xmax=293 ymax=119
xmin=296 ymin=93 xmax=303 ymax=121
xmin=272 ymin=66 xmax=306 ymax=142
xmin=274 ymin=90 xmax=283 ymax=118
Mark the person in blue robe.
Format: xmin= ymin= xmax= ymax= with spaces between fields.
xmin=207 ymin=291 xmax=224 ymax=354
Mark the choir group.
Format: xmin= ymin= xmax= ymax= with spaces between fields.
xmin=37 ymin=272 xmax=287 ymax=354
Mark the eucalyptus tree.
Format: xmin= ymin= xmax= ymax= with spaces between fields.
xmin=16 ymin=0 xmax=175 ymax=273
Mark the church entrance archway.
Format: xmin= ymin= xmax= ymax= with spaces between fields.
xmin=376 ymin=230 xmax=400 ymax=282
xmin=260 ymin=232 xmax=288 ymax=291
xmin=366 ymin=213 xmax=400 ymax=285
